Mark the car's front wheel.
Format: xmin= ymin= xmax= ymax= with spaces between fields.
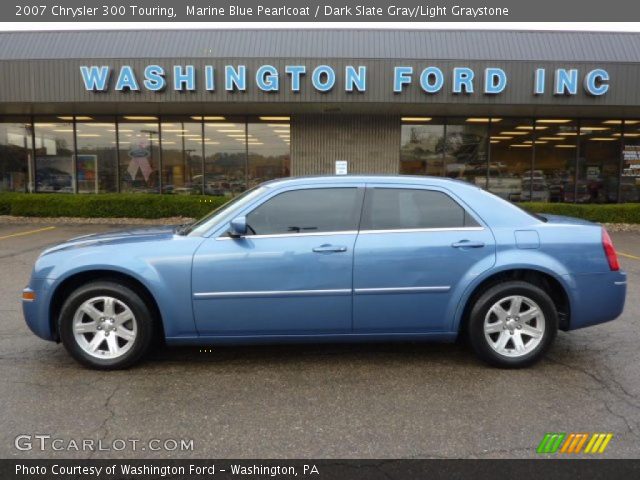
xmin=58 ymin=281 xmax=154 ymax=370
xmin=467 ymin=280 xmax=558 ymax=368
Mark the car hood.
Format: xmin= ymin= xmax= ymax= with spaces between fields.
xmin=40 ymin=225 xmax=178 ymax=256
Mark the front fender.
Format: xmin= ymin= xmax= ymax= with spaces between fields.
xmin=31 ymin=238 xmax=202 ymax=339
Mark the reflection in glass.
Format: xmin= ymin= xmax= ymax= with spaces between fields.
xmin=161 ymin=119 xmax=203 ymax=194
xmin=532 ymin=119 xmax=577 ymax=203
xmin=247 ymin=121 xmax=290 ymax=188
xmin=487 ymin=118 xmax=533 ymax=202
xmin=34 ymin=118 xmax=74 ymax=193
xmin=118 ymin=118 xmax=160 ymax=193
xmin=578 ymin=120 xmax=621 ymax=203
xmin=203 ymin=120 xmax=247 ymax=195
xmin=444 ymin=119 xmax=488 ymax=185
xmin=0 ymin=118 xmax=32 ymax=192
xmin=400 ymin=121 xmax=445 ymax=175
xmin=76 ymin=117 xmax=117 ymax=193
xmin=621 ymin=120 xmax=640 ymax=203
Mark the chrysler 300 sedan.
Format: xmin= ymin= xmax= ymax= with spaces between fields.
xmin=23 ymin=176 xmax=627 ymax=369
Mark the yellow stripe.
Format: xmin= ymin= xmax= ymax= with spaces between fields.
xmin=584 ymin=434 xmax=599 ymax=453
xmin=619 ymin=252 xmax=640 ymax=261
xmin=589 ymin=434 xmax=606 ymax=454
xmin=598 ymin=434 xmax=613 ymax=453
xmin=0 ymin=226 xmax=55 ymax=241
xmin=574 ymin=434 xmax=589 ymax=454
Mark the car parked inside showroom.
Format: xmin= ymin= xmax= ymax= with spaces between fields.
xmin=22 ymin=175 xmax=627 ymax=369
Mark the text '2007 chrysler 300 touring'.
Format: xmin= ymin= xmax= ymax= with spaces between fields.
xmin=22 ymin=176 xmax=626 ymax=369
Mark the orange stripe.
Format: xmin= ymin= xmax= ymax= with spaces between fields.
xmin=567 ymin=434 xmax=582 ymax=453
xmin=561 ymin=434 xmax=575 ymax=453
xmin=573 ymin=434 xmax=589 ymax=453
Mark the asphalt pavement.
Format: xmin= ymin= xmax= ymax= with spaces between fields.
xmin=0 ymin=223 xmax=639 ymax=459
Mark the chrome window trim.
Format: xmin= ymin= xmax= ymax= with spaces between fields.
xmin=358 ymin=227 xmax=484 ymax=235
xmin=216 ymin=226 xmax=483 ymax=240
xmin=194 ymin=289 xmax=352 ymax=299
xmin=354 ymin=286 xmax=451 ymax=294
xmin=216 ymin=230 xmax=358 ymax=240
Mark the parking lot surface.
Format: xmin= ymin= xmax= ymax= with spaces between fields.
xmin=0 ymin=223 xmax=639 ymax=459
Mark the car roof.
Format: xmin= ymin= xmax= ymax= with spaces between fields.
xmin=261 ymin=175 xmax=479 ymax=190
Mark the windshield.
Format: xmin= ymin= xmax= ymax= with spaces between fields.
xmin=180 ymin=186 xmax=267 ymax=236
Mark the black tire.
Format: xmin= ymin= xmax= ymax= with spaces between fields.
xmin=58 ymin=281 xmax=154 ymax=370
xmin=467 ymin=280 xmax=558 ymax=368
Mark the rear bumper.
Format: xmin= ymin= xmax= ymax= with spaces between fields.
xmin=22 ymin=277 xmax=57 ymax=341
xmin=566 ymin=271 xmax=627 ymax=330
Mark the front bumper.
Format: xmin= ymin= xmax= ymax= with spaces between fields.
xmin=22 ymin=277 xmax=57 ymax=341
xmin=566 ymin=270 xmax=627 ymax=330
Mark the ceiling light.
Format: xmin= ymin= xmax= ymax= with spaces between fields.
xmin=177 ymin=134 xmax=200 ymax=137
xmin=259 ymin=116 xmax=290 ymax=121
xmin=580 ymin=127 xmax=609 ymax=131
xmin=555 ymin=145 xmax=577 ymax=148
xmin=274 ymin=130 xmax=290 ymax=134
xmin=538 ymin=137 xmax=565 ymax=141
xmin=466 ymin=118 xmax=497 ymax=123
xmin=500 ymin=131 xmax=528 ymax=136
xmin=490 ymin=136 xmax=513 ymax=140
xmin=57 ymin=116 xmax=93 ymax=121
xmin=206 ymin=123 xmax=238 ymax=127
xmin=402 ymin=117 xmax=432 ymax=122
xmin=267 ymin=123 xmax=289 ymax=127
xmin=123 ymin=116 xmax=158 ymax=121
xmin=517 ymin=125 xmax=547 ymax=130
xmin=622 ymin=133 xmax=640 ymax=137
xmin=490 ymin=140 xmax=500 ymax=144
xmin=162 ymin=129 xmax=187 ymax=133
xmin=84 ymin=123 xmax=113 ymax=127
xmin=161 ymin=141 xmax=177 ymax=145
xmin=510 ymin=144 xmax=532 ymax=148
xmin=53 ymin=129 xmax=73 ymax=133
xmin=191 ymin=116 xmax=225 ymax=121
xmin=536 ymin=119 xmax=572 ymax=124
xmin=217 ymin=129 xmax=244 ymax=133
xmin=76 ymin=133 xmax=101 ymax=137
xmin=589 ymin=137 xmax=617 ymax=141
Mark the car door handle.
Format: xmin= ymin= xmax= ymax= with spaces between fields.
xmin=312 ymin=244 xmax=348 ymax=253
xmin=451 ymin=240 xmax=485 ymax=249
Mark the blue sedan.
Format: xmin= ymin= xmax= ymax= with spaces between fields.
xmin=23 ymin=176 xmax=627 ymax=369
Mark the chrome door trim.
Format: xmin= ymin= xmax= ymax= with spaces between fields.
xmin=354 ymin=286 xmax=451 ymax=294
xmin=194 ymin=289 xmax=352 ymax=299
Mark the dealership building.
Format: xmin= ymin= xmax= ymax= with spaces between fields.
xmin=1 ymin=28 xmax=640 ymax=202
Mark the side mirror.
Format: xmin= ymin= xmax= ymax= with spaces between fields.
xmin=228 ymin=216 xmax=248 ymax=237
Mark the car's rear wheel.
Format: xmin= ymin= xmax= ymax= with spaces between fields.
xmin=58 ymin=281 xmax=154 ymax=370
xmin=467 ymin=280 xmax=558 ymax=368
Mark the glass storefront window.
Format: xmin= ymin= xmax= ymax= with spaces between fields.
xmin=532 ymin=119 xmax=578 ymax=203
xmin=444 ymin=118 xmax=489 ymax=186
xmin=203 ymin=118 xmax=247 ymax=195
xmin=75 ymin=116 xmax=117 ymax=193
xmin=621 ymin=120 xmax=640 ymax=203
xmin=161 ymin=118 xmax=203 ymax=194
xmin=34 ymin=117 xmax=75 ymax=193
xmin=487 ymin=118 xmax=533 ymax=202
xmin=0 ymin=117 xmax=32 ymax=192
xmin=118 ymin=117 xmax=160 ymax=193
xmin=400 ymin=119 xmax=445 ymax=176
xmin=578 ymin=120 xmax=621 ymax=203
xmin=247 ymin=119 xmax=290 ymax=189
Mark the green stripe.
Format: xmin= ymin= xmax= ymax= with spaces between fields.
xmin=537 ymin=433 xmax=566 ymax=454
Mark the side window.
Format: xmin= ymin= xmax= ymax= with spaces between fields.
xmin=360 ymin=188 xmax=479 ymax=230
xmin=246 ymin=188 xmax=361 ymax=235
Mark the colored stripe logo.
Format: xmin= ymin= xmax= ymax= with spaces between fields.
xmin=537 ymin=433 xmax=613 ymax=454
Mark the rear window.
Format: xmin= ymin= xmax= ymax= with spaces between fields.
xmin=360 ymin=188 xmax=479 ymax=231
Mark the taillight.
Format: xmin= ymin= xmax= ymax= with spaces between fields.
xmin=602 ymin=228 xmax=620 ymax=271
